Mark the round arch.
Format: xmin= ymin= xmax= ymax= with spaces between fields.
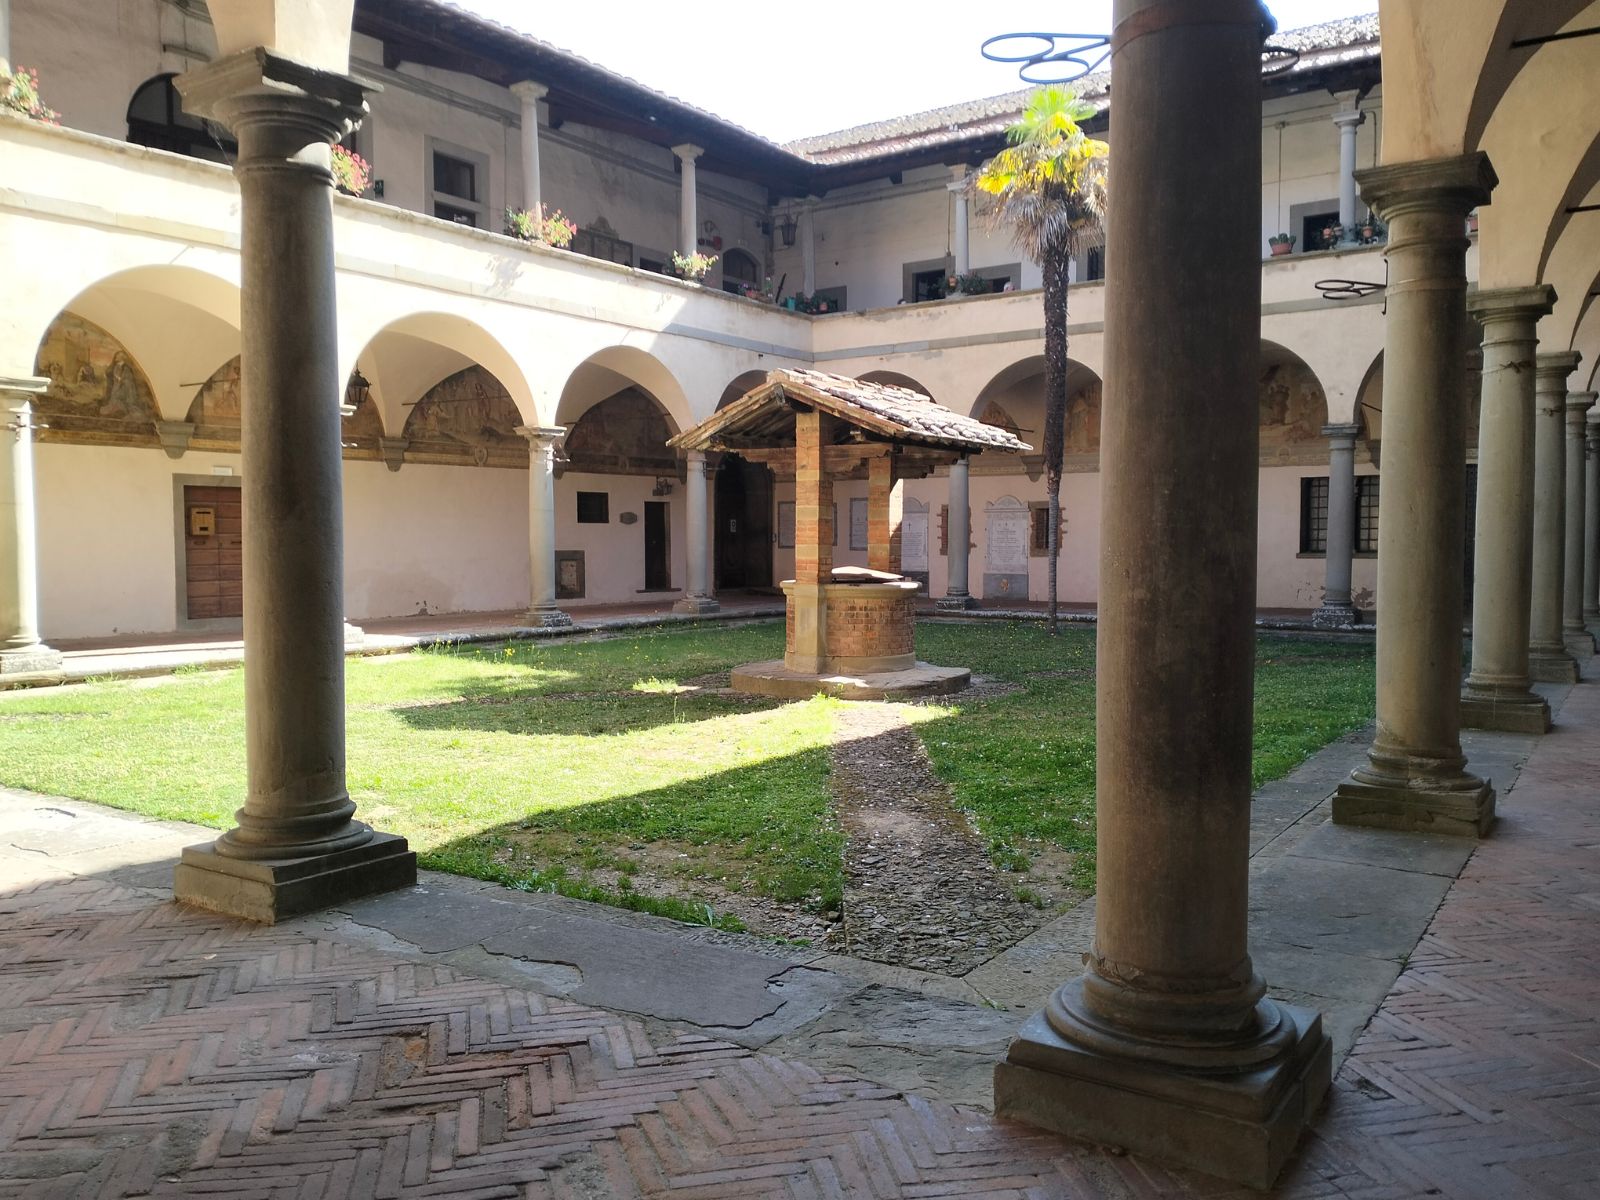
xmin=970 ymin=355 xmax=1102 ymax=460
xmin=555 ymin=345 xmax=692 ymax=435
xmin=126 ymin=73 xmax=233 ymax=162
xmin=1259 ymin=340 xmax=1332 ymax=465
xmin=858 ymin=370 xmax=934 ymax=401
xmin=718 ymin=369 xmax=768 ymax=411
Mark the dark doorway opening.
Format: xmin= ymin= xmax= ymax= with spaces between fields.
xmin=644 ymin=501 xmax=671 ymax=591
xmin=715 ymin=455 xmax=773 ymax=590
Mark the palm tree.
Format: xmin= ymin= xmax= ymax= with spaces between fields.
xmin=970 ymin=87 xmax=1107 ymax=634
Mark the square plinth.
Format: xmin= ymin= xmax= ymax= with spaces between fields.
xmin=1333 ymin=775 xmax=1495 ymax=837
xmin=174 ymin=832 xmax=417 ymax=924
xmin=1528 ymin=651 xmax=1580 ymax=684
xmin=995 ymin=1006 xmax=1331 ymax=1190
xmin=1460 ymin=692 xmax=1552 ymax=734
xmin=0 ymin=646 xmax=64 ymax=678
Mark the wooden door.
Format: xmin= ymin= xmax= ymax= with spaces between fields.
xmin=184 ymin=485 xmax=242 ymax=620
xmin=644 ymin=501 xmax=670 ymax=591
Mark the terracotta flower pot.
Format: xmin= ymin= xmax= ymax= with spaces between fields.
xmin=1269 ymin=242 xmax=1293 ymax=257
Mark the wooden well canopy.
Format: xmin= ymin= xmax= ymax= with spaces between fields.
xmin=667 ymin=369 xmax=1031 ymax=478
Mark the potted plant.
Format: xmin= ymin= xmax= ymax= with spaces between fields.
xmin=1320 ymin=221 xmax=1343 ymax=250
xmin=950 ymin=272 xmax=992 ymax=296
xmin=1268 ymin=233 xmax=1295 ymax=257
xmin=504 ymin=204 xmax=577 ymax=248
xmin=670 ymin=251 xmax=718 ymax=282
xmin=0 ymin=63 xmax=59 ymax=124
xmin=331 ymin=145 xmax=372 ymax=197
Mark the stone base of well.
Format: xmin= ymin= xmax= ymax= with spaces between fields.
xmin=994 ymin=1006 xmax=1332 ymax=1190
xmin=1333 ymin=774 xmax=1496 ymax=837
xmin=1460 ymin=689 xmax=1552 ymax=734
xmin=174 ymin=832 xmax=417 ymax=924
xmin=731 ymin=659 xmax=969 ymax=701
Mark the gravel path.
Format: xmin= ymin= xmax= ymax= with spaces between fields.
xmin=824 ymin=699 xmax=1054 ymax=974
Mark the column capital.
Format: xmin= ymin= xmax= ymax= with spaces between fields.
xmin=1331 ymin=106 xmax=1365 ymax=129
xmin=671 ymin=143 xmax=704 ymax=163
xmin=177 ymin=48 xmax=373 ymax=161
xmin=509 ymin=80 xmax=549 ymax=102
xmin=1535 ymin=351 xmax=1583 ymax=385
xmin=1321 ymin=422 xmax=1360 ymax=447
xmin=1355 ymin=152 xmax=1496 ymax=222
xmin=516 ymin=424 xmax=566 ymax=448
xmin=947 ymin=164 xmax=970 ymax=192
xmin=683 ymin=447 xmax=707 ymax=466
xmin=1466 ymin=283 xmax=1556 ymax=324
xmin=1565 ymin=392 xmax=1594 ymax=432
xmin=0 ymin=375 xmax=48 ymax=410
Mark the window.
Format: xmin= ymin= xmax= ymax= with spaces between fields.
xmin=813 ymin=285 xmax=848 ymax=313
xmin=1085 ymin=245 xmax=1105 ymax=282
xmin=911 ymin=268 xmax=947 ymax=303
xmin=1356 ymin=475 xmax=1380 ymax=554
xmin=1302 ymin=209 xmax=1340 ymax=252
xmin=126 ymin=74 xmax=234 ymax=163
xmin=573 ymin=229 xmax=636 ymax=266
xmin=1029 ymin=502 xmax=1060 ymax=557
xmin=576 ymin=492 xmax=609 ymax=523
xmin=1300 ymin=477 xmax=1330 ymax=554
xmin=427 ymin=141 xmax=487 ymax=228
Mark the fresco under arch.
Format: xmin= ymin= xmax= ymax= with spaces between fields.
xmin=32 ymin=312 xmax=160 ymax=447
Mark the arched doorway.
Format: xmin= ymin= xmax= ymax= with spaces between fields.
xmin=720 ymin=248 xmax=762 ymax=297
xmin=713 ymin=370 xmax=773 ymax=590
xmin=127 ymin=74 xmax=234 ymax=162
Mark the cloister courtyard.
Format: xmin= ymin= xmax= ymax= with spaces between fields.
xmin=0 ymin=620 xmax=1375 ymax=951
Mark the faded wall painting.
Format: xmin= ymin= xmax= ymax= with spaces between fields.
xmin=401 ymin=365 xmax=526 ymax=468
xmin=564 ymin=388 xmax=678 ymax=476
xmin=32 ymin=313 xmax=160 ymax=446
xmin=185 ymin=355 xmax=387 ymax=459
xmin=1258 ymin=360 xmax=1328 ymax=464
xmin=1064 ymin=380 xmax=1102 ymax=458
xmin=978 ymin=401 xmax=1021 ymax=440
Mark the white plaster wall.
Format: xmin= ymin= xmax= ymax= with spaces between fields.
xmin=344 ymin=461 xmax=528 ymax=620
xmin=553 ymin=472 xmax=687 ymax=606
xmin=1256 ymin=463 xmax=1380 ymax=612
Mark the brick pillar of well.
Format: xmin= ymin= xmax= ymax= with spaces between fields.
xmin=867 ymin=454 xmax=903 ymax=574
xmin=787 ymin=409 xmax=834 ymax=672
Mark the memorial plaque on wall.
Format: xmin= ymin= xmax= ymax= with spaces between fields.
xmin=983 ymin=495 xmax=1030 ymax=600
xmin=849 ymin=497 xmax=869 ymax=551
xmin=901 ymin=497 xmax=930 ymax=590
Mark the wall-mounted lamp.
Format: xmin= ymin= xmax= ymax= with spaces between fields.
xmin=776 ymin=211 xmax=799 ymax=248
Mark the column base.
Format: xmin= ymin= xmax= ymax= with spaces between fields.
xmin=174 ymin=831 xmax=417 ymax=924
xmin=1562 ymin=628 xmax=1596 ymax=656
xmin=0 ymin=644 xmax=64 ymax=677
xmin=1460 ymin=688 xmax=1551 ymax=734
xmin=523 ymin=606 xmax=573 ymax=629
xmin=1310 ymin=602 xmax=1361 ymax=629
xmin=1333 ymin=771 xmax=1495 ymax=837
xmin=1528 ymin=648 xmax=1580 ymax=683
xmin=935 ymin=593 xmax=978 ymax=611
xmin=672 ymin=595 xmax=721 ymax=615
xmin=994 ymin=1005 xmax=1331 ymax=1190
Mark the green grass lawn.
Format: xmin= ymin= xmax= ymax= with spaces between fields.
xmin=0 ymin=620 xmax=1375 ymax=931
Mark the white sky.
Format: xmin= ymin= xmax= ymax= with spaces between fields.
xmin=452 ymin=1 xmax=1380 ymax=143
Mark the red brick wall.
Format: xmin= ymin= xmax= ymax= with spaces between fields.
xmin=794 ymin=410 xmax=834 ymax=584
xmin=823 ymin=590 xmax=915 ymax=659
xmin=867 ymin=456 xmax=903 ymax=574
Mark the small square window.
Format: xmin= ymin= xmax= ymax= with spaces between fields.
xmin=433 ymin=151 xmax=477 ymax=202
xmin=1300 ymin=477 xmax=1330 ymax=554
xmin=576 ymin=492 xmax=609 ymax=523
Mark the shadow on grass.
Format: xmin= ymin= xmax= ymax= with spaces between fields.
xmin=389 ymin=684 xmax=780 ymax=739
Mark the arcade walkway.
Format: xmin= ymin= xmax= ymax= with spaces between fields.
xmin=0 ymin=666 xmax=1595 ymax=1196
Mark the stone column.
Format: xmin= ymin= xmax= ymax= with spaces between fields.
xmin=1563 ymin=391 xmax=1595 ymax=653
xmin=674 ymin=449 xmax=719 ymax=615
xmin=1333 ymin=97 xmax=1365 ymax=237
xmin=672 ymin=143 xmax=702 ymax=259
xmin=171 ymin=50 xmax=415 ymax=923
xmin=1527 ymin=352 xmax=1581 ymax=681
xmin=1459 ymin=286 xmax=1553 ymax=733
xmin=1312 ymin=423 xmax=1361 ymax=627
xmin=509 ymin=81 xmax=547 ymax=216
xmin=867 ymin=454 xmax=903 ymax=574
xmin=994 ymin=3 xmax=1329 ymax=1188
xmin=1586 ymin=412 xmax=1600 ymax=627
xmin=519 ymin=425 xmax=572 ymax=628
xmin=0 ymin=378 xmax=62 ymax=678
xmin=936 ymin=456 xmax=975 ymax=609
xmin=948 ymin=167 xmax=970 ymax=277
xmin=1332 ymin=153 xmax=1496 ymax=838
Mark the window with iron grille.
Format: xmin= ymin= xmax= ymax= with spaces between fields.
xmin=1356 ymin=475 xmax=1380 ymax=553
xmin=1300 ymin=477 xmax=1329 ymax=553
xmin=576 ymin=492 xmax=609 ymax=523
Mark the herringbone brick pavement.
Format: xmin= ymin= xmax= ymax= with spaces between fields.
xmin=2 ymin=683 xmax=1597 ymax=1197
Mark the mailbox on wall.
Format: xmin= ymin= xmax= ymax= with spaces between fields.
xmin=189 ymin=507 xmax=216 ymax=538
